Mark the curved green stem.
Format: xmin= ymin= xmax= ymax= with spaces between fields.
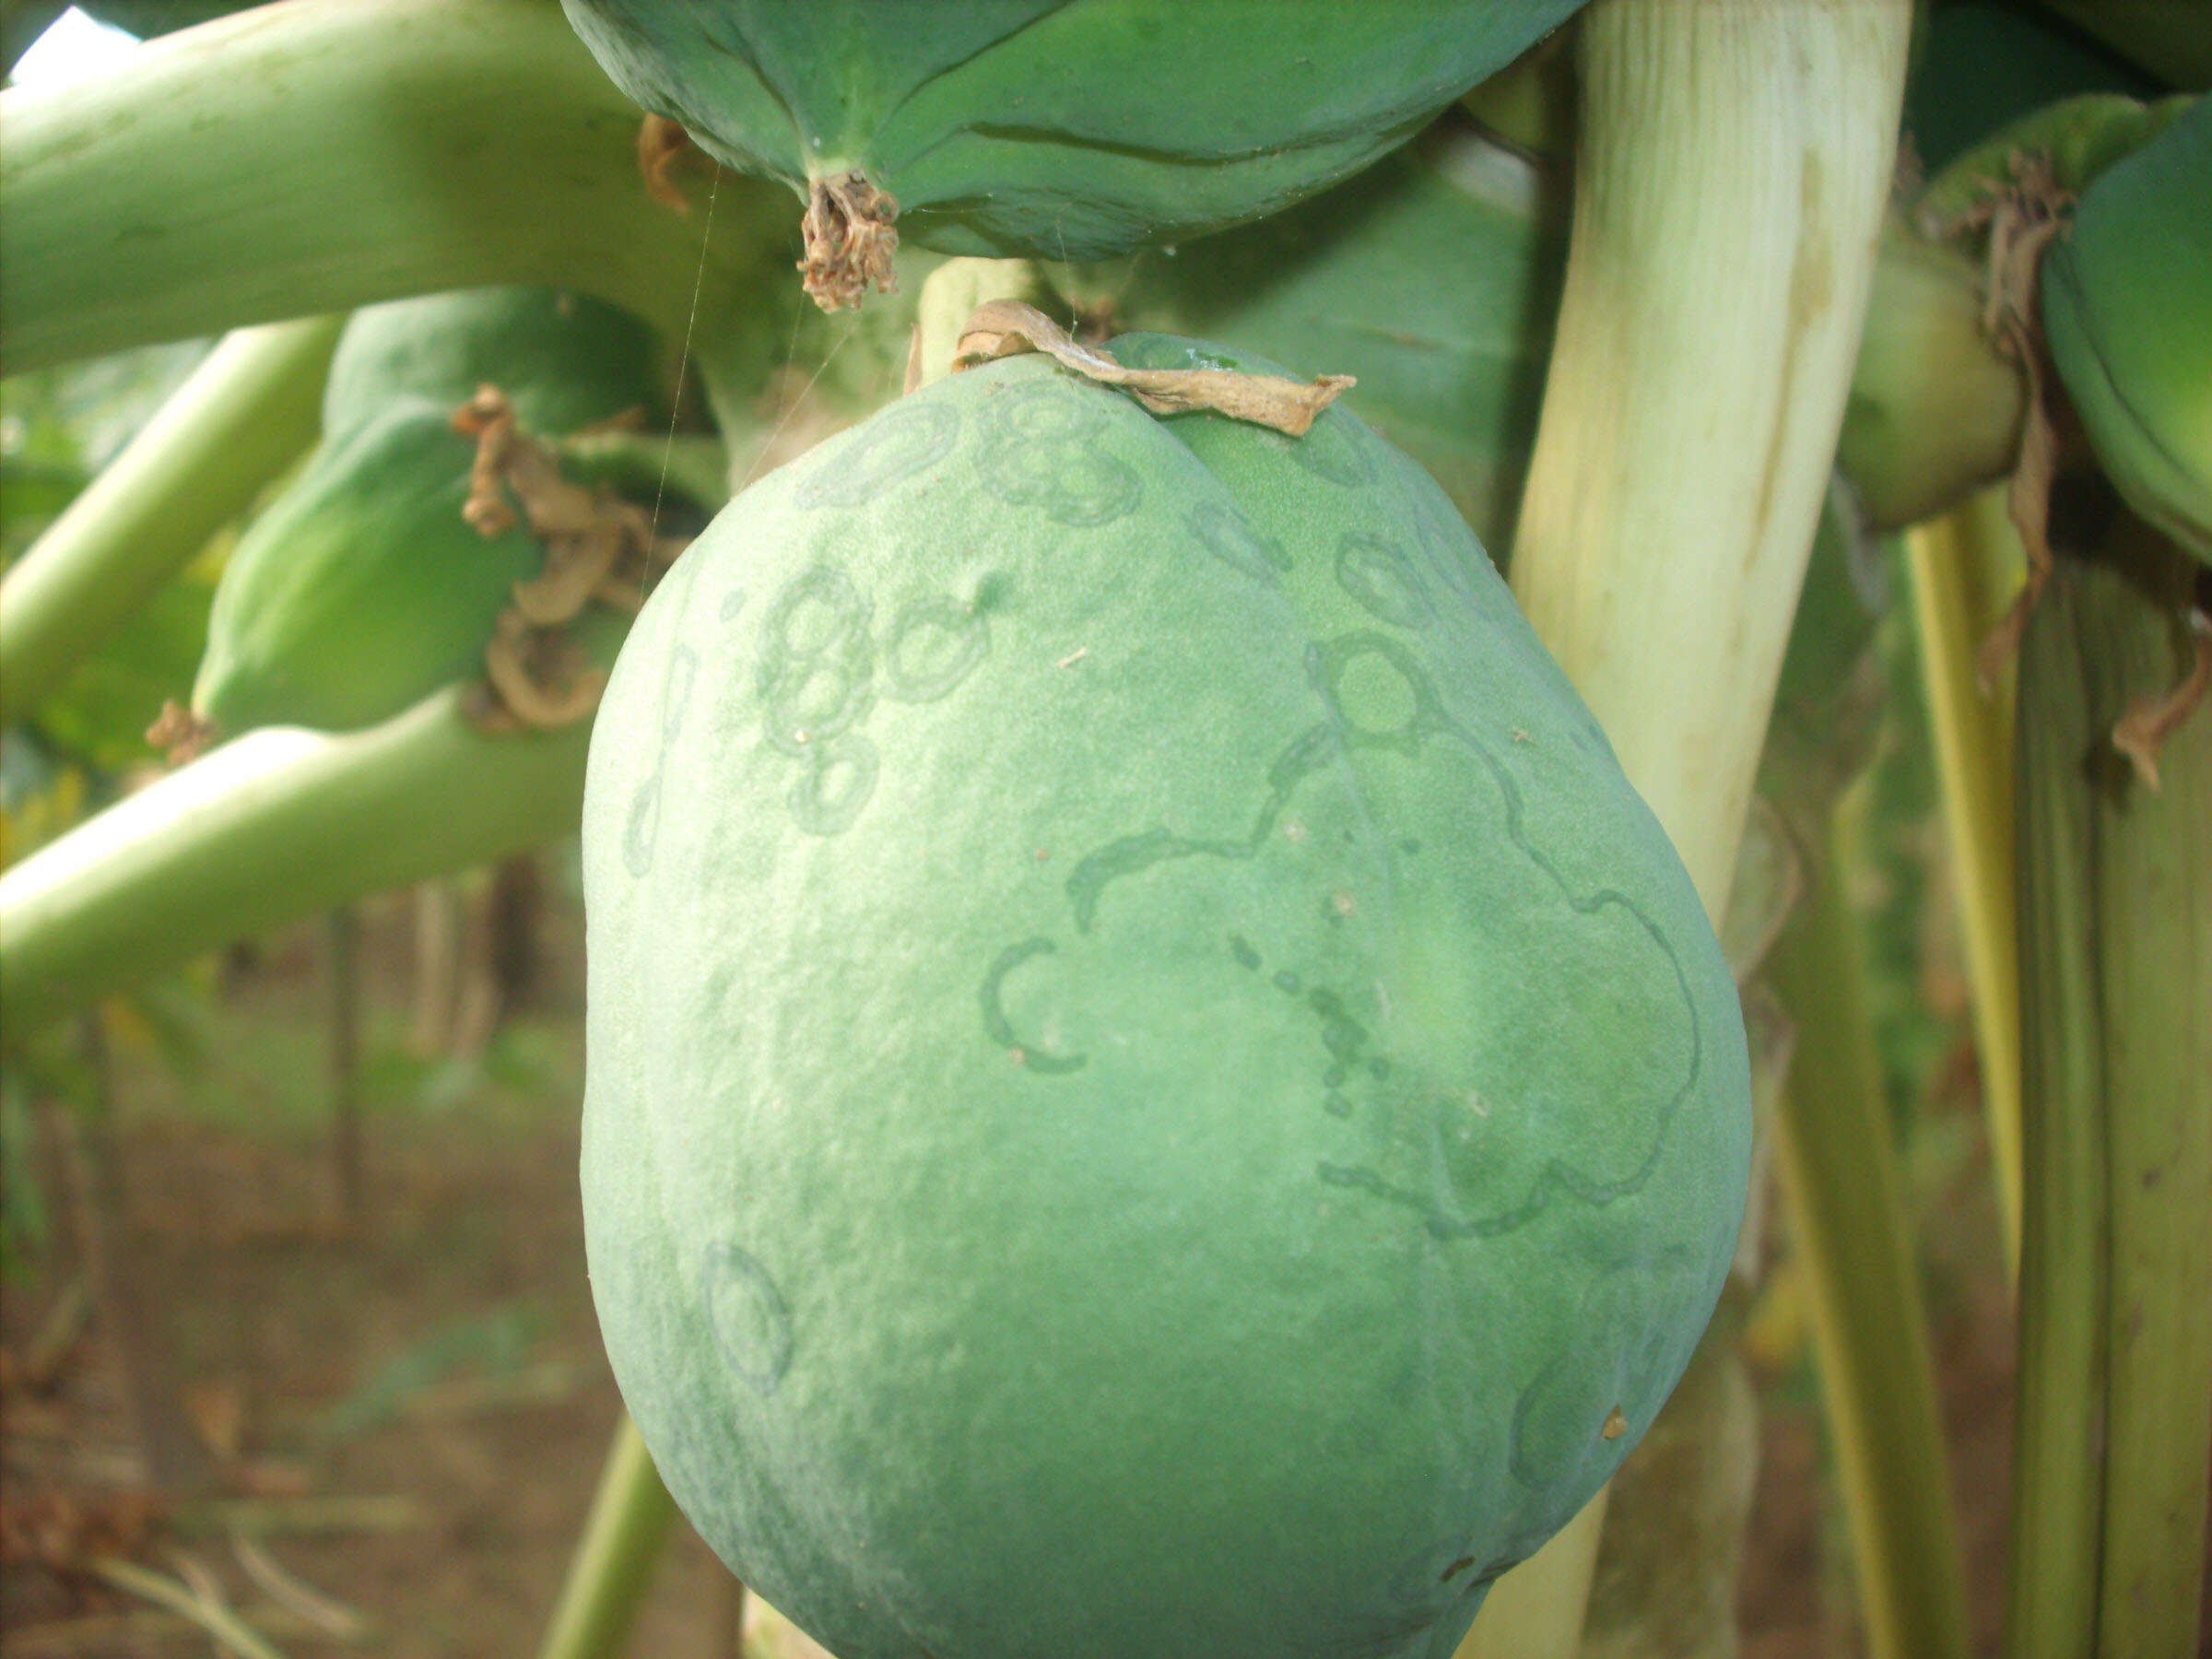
xmin=535 ymin=1414 xmax=678 ymax=1659
xmin=1902 ymin=492 xmax=2025 ymax=1282
xmin=0 ymin=0 xmax=794 ymax=373
xmin=1 ymin=314 xmax=344 ymax=715
xmin=1768 ymin=802 xmax=1972 ymax=1659
xmin=0 ymin=684 xmax=593 ymax=1031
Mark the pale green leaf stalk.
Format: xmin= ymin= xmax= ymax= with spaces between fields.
xmin=1458 ymin=2 xmax=1911 ymax=1650
xmin=0 ymin=0 xmax=795 ymax=437
xmin=1902 ymin=488 xmax=2025 ymax=1281
xmin=0 ymin=315 xmax=344 ymax=716
xmin=0 ymin=686 xmax=593 ymax=1031
xmin=534 ymin=1413 xmax=677 ymax=1659
xmin=2008 ymin=520 xmax=2212 ymax=1659
xmin=1768 ymin=797 xmax=1973 ymax=1659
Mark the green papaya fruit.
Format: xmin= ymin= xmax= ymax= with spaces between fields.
xmin=320 ymin=286 xmax=664 ymax=441
xmin=2041 ymin=93 xmax=2212 ymax=565
xmin=579 ymin=340 xmax=1751 ymax=1659
xmin=192 ymin=398 xmax=540 ymax=735
xmin=559 ymin=0 xmax=1584 ymax=303
xmin=193 ymin=286 xmax=671 ymax=735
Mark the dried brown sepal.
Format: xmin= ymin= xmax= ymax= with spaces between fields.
xmin=477 ymin=607 xmax=606 ymax=733
xmin=951 ymin=300 xmax=1355 ymax=437
xmin=637 ymin=114 xmax=704 ymax=213
xmin=2112 ymin=609 xmax=2212 ymax=791
xmin=453 ymin=386 xmax=524 ymax=537
xmin=452 ymin=385 xmax=678 ymax=629
xmin=452 ymin=388 xmax=688 ymax=730
xmin=146 ymin=700 xmax=217 ymax=766
xmin=800 ymin=171 xmax=900 ymax=313
xmin=1953 ymin=153 xmax=2075 ymax=687
xmin=1979 ymin=342 xmax=2060 ymax=691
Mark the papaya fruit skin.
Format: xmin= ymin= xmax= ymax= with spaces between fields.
xmin=560 ymin=0 xmax=1585 ymax=260
xmin=194 ymin=287 xmax=668 ymax=736
xmin=193 ymin=399 xmax=540 ymax=735
xmin=580 ymin=343 xmax=1750 ymax=1659
xmin=321 ymin=286 xmax=665 ymax=441
xmin=2041 ymin=93 xmax=2212 ymax=566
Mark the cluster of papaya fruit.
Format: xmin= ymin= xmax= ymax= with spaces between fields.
xmin=4 ymin=4 xmax=2206 ymax=1657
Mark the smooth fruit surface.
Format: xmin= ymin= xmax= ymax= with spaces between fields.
xmin=193 ymin=399 xmax=538 ymax=734
xmin=321 ymin=286 xmax=665 ymax=441
xmin=580 ymin=340 xmax=1750 ymax=1659
xmin=560 ymin=0 xmax=1583 ymax=262
xmin=2041 ymin=93 xmax=2212 ymax=565
xmin=194 ymin=287 xmax=667 ymax=735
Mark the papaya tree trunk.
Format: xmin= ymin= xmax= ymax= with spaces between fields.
xmin=2006 ymin=517 xmax=2212 ymax=1659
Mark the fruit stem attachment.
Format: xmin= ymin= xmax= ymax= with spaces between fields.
xmin=800 ymin=170 xmax=901 ymax=312
xmin=0 ymin=315 xmax=344 ymax=714
xmin=952 ymin=300 xmax=1352 ymax=435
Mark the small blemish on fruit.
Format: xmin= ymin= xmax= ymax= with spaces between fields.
xmin=1603 ymin=1406 xmax=1628 ymax=1441
xmin=1056 ymin=645 xmax=1088 ymax=668
xmin=1230 ymin=935 xmax=1261 ymax=971
xmin=1512 ymin=727 xmax=1533 ymax=745
xmin=1440 ymin=1556 xmax=1477 ymax=1583
xmin=1283 ymin=819 xmax=1307 ymax=842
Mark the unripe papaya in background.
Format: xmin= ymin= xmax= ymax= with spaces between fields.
xmin=559 ymin=0 xmax=1584 ymax=306
xmin=2041 ymin=93 xmax=2211 ymax=565
xmin=192 ymin=287 xmax=671 ymax=735
xmin=581 ymin=339 xmax=1751 ymax=1659
xmin=319 ymin=286 xmax=665 ymax=441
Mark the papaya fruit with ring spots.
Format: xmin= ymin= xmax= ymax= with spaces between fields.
xmin=579 ymin=335 xmax=1752 ymax=1659
xmin=558 ymin=0 xmax=1586 ymax=308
